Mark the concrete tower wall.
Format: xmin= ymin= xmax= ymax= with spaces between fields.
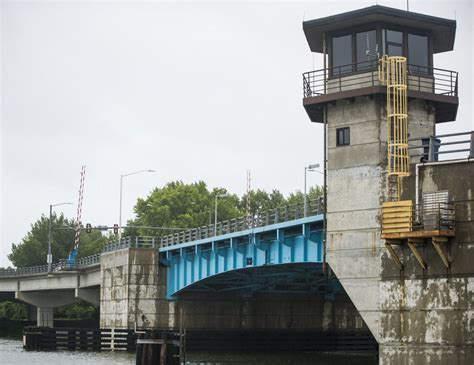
xmin=326 ymin=96 xmax=435 ymax=339
xmin=379 ymin=161 xmax=474 ymax=364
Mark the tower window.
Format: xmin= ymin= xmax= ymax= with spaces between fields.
xmin=408 ymin=33 xmax=429 ymax=74
xmin=356 ymin=30 xmax=377 ymax=70
xmin=336 ymin=127 xmax=350 ymax=146
xmin=332 ymin=34 xmax=353 ymax=76
xmin=384 ymin=30 xmax=403 ymax=56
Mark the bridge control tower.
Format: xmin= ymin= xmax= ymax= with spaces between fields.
xmin=303 ymin=5 xmax=473 ymax=364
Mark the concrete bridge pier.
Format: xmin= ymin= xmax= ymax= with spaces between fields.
xmin=100 ymin=247 xmax=168 ymax=329
xmin=15 ymin=287 xmax=100 ymax=327
xmin=16 ymin=291 xmax=78 ymax=327
xmin=37 ymin=307 xmax=53 ymax=327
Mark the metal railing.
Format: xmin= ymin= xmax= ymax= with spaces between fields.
xmin=409 ymin=131 xmax=474 ymax=162
xmin=303 ymin=60 xmax=458 ymax=98
xmin=105 ymin=199 xmax=323 ymax=249
xmin=103 ymin=236 xmax=160 ymax=252
xmin=413 ymin=202 xmax=455 ymax=232
xmin=159 ymin=198 xmax=324 ymax=247
xmin=0 ymin=199 xmax=324 ymax=276
xmin=0 ymin=254 xmax=102 ymax=277
xmin=0 ymin=264 xmax=49 ymax=276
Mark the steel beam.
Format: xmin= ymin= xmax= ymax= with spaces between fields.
xmin=385 ymin=240 xmax=404 ymax=270
xmin=407 ymin=238 xmax=427 ymax=270
xmin=432 ymin=237 xmax=450 ymax=268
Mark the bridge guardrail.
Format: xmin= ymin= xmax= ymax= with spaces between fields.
xmin=159 ymin=198 xmax=324 ymax=247
xmin=1 ymin=199 xmax=324 ymax=276
xmin=103 ymin=236 xmax=160 ymax=252
xmin=0 ymin=254 xmax=101 ymax=277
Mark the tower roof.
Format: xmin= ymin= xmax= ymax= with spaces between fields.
xmin=303 ymin=5 xmax=456 ymax=54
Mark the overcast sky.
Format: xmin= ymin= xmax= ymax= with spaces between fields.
xmin=1 ymin=0 xmax=472 ymax=267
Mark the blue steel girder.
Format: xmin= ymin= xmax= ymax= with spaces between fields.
xmin=175 ymin=263 xmax=341 ymax=297
xmin=159 ymin=215 xmax=324 ymax=298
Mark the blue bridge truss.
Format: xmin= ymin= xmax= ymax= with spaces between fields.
xmin=159 ymin=215 xmax=329 ymax=298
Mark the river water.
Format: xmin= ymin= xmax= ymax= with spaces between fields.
xmin=0 ymin=338 xmax=377 ymax=364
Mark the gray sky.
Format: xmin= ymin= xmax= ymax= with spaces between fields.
xmin=1 ymin=0 xmax=473 ymax=267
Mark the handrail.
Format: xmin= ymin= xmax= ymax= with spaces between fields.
xmin=0 ymin=253 xmax=102 ymax=277
xmin=408 ymin=131 xmax=473 ymax=162
xmin=413 ymin=202 xmax=455 ymax=232
xmin=303 ymin=60 xmax=458 ymax=99
xmin=159 ymin=198 xmax=324 ymax=248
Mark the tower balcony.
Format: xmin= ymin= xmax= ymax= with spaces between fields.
xmin=382 ymin=200 xmax=456 ymax=270
xmin=303 ymin=60 xmax=459 ymax=124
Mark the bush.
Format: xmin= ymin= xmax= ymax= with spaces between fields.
xmin=55 ymin=302 xmax=98 ymax=320
xmin=0 ymin=301 xmax=27 ymax=320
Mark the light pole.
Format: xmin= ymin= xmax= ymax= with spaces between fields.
xmin=48 ymin=202 xmax=73 ymax=272
xmin=119 ymin=169 xmax=155 ymax=242
xmin=304 ymin=163 xmax=321 ymax=217
xmin=214 ymin=193 xmax=229 ymax=236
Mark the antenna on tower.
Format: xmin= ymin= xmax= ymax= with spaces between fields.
xmin=246 ymin=169 xmax=256 ymax=247
xmin=67 ymin=165 xmax=86 ymax=267
xmin=246 ymin=170 xmax=251 ymax=228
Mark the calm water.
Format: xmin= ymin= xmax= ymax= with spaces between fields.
xmin=0 ymin=338 xmax=377 ymax=365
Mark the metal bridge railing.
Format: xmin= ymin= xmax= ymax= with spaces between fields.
xmin=1 ymin=199 xmax=324 ymax=276
xmin=409 ymin=131 xmax=474 ymax=162
xmin=160 ymin=198 xmax=324 ymax=248
xmin=0 ymin=254 xmax=102 ymax=277
xmin=103 ymin=236 xmax=160 ymax=252
xmin=303 ymin=61 xmax=458 ymax=98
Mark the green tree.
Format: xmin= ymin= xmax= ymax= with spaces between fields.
xmin=8 ymin=213 xmax=108 ymax=268
xmin=287 ymin=186 xmax=323 ymax=206
xmin=128 ymin=181 xmax=244 ymax=237
xmin=55 ymin=302 xmax=98 ymax=320
xmin=128 ymin=182 xmax=324 ymax=236
xmin=239 ymin=189 xmax=286 ymax=214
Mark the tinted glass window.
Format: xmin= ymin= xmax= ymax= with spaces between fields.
xmin=332 ymin=35 xmax=352 ymax=75
xmin=385 ymin=29 xmax=404 ymax=57
xmin=336 ymin=127 xmax=350 ymax=146
xmin=386 ymin=30 xmax=402 ymax=43
xmin=388 ymin=44 xmax=403 ymax=56
xmin=408 ymin=34 xmax=429 ymax=74
xmin=356 ymin=30 xmax=377 ymax=70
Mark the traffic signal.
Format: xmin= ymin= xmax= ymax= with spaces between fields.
xmin=86 ymin=223 xmax=92 ymax=233
xmin=113 ymin=224 xmax=119 ymax=234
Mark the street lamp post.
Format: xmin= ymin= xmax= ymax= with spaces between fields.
xmin=119 ymin=169 xmax=155 ymax=242
xmin=304 ymin=163 xmax=320 ymax=217
xmin=214 ymin=193 xmax=230 ymax=236
xmin=48 ymin=202 xmax=73 ymax=272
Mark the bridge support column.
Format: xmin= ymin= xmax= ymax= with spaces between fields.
xmin=100 ymin=247 xmax=170 ymax=329
xmin=27 ymin=304 xmax=37 ymax=322
xmin=15 ymin=290 xmax=78 ymax=327
xmin=37 ymin=307 xmax=54 ymax=327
